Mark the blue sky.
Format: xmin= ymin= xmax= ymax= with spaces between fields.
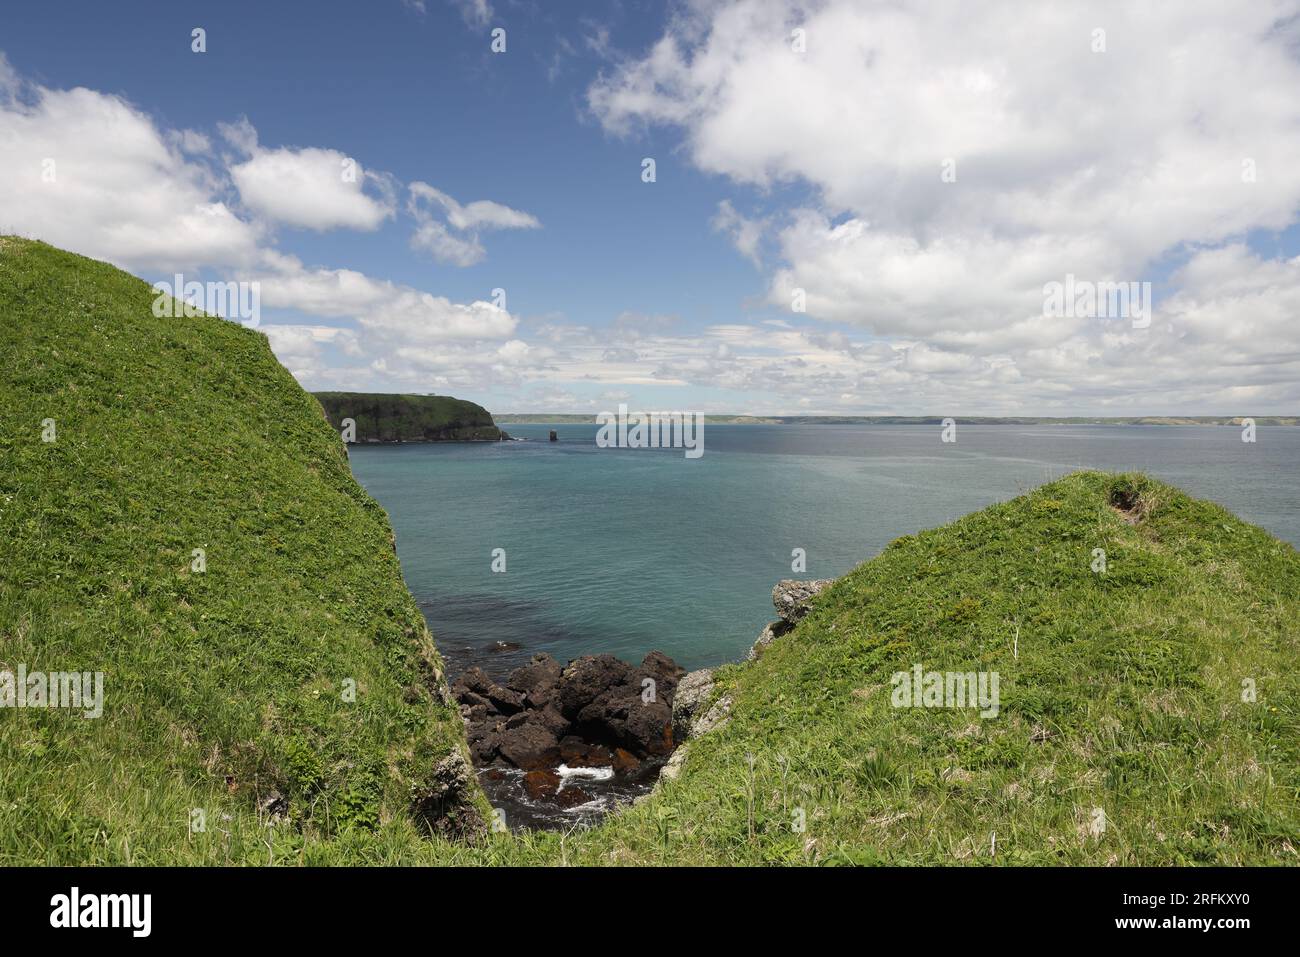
xmin=4 ymin=1 xmax=765 ymax=320
xmin=3 ymin=1 xmax=1300 ymax=414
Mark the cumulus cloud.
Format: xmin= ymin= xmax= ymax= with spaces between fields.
xmin=0 ymin=56 xmax=260 ymax=272
xmin=583 ymin=0 xmax=1300 ymax=411
xmin=222 ymin=120 xmax=396 ymax=231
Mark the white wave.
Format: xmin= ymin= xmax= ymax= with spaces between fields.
xmin=557 ymin=764 xmax=614 ymax=782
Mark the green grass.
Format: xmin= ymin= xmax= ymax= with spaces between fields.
xmin=3 ymin=237 xmax=1297 ymax=865
xmin=0 ymin=238 xmax=487 ymax=864
xmin=314 ymin=392 xmax=503 ymax=442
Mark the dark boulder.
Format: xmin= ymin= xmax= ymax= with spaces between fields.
xmin=555 ymin=654 xmax=635 ymax=718
xmin=507 ymin=653 xmax=564 ymax=709
xmin=559 ymin=736 xmax=613 ymax=767
xmin=453 ymin=666 xmax=524 ymax=715
xmin=637 ymin=650 xmax=687 ymax=703
xmin=496 ymin=720 xmax=560 ymax=770
xmin=576 ymin=682 xmax=674 ymax=757
xmin=467 ymin=724 xmax=501 ymax=764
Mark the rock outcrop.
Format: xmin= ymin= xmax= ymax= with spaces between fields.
xmin=749 ymin=579 xmax=833 ymax=659
xmin=454 ymin=650 xmax=687 ymax=779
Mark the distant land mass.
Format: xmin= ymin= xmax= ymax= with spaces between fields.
xmin=316 ymin=392 xmax=508 ymax=442
xmin=493 ymin=413 xmax=1299 ymax=426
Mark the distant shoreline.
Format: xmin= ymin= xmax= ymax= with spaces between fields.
xmin=493 ymin=414 xmax=1299 ymax=426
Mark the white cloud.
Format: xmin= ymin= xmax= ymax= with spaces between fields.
xmin=224 ymin=121 xmax=396 ymax=232
xmin=409 ymin=219 xmax=486 ymax=267
xmin=712 ymin=200 xmax=765 ymax=266
xmin=589 ymin=5 xmax=1300 ymax=330
xmin=407 ymin=181 xmax=539 ymax=266
xmin=409 ymin=182 xmax=539 ymax=232
xmin=0 ymin=59 xmax=261 ymax=272
xmin=581 ymin=0 xmax=1300 ymax=412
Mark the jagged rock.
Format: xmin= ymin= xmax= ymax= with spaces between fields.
xmin=467 ymin=723 xmax=502 ymax=763
xmin=771 ymin=579 xmax=834 ymax=623
xmin=746 ymin=579 xmax=834 ymax=659
xmin=559 ymin=736 xmax=613 ymax=767
xmin=453 ymin=666 xmax=524 ymax=715
xmin=659 ymin=745 xmax=688 ymax=781
xmin=671 ymin=668 xmax=716 ymax=738
xmin=556 ymin=654 xmax=635 ymax=718
xmin=638 ymin=650 xmax=687 ymax=702
xmin=457 ymin=648 xmax=686 ymax=818
xmin=457 ymin=689 xmax=495 ymax=713
xmin=504 ymin=705 xmax=569 ymax=736
xmin=496 ymin=719 xmax=561 ymax=770
xmin=507 ymin=653 xmax=563 ymax=709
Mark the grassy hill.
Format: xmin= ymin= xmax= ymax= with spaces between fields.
xmin=563 ymin=470 xmax=1300 ymax=865
xmin=314 ymin=392 xmax=505 ymax=442
xmin=2 ymin=237 xmax=1297 ymax=865
xmin=0 ymin=238 xmax=486 ymax=864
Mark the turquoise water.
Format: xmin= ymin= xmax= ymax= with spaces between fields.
xmin=347 ymin=424 xmax=1300 ymax=677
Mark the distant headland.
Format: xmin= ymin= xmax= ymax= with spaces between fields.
xmin=315 ymin=392 xmax=509 ymax=442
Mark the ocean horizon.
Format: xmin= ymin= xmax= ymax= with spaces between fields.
xmin=347 ymin=422 xmax=1300 ymax=677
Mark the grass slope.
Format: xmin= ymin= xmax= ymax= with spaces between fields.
xmin=3 ymin=238 xmax=1297 ymax=865
xmin=314 ymin=392 xmax=503 ymax=442
xmin=0 ymin=239 xmax=485 ymax=864
xmin=555 ymin=471 xmax=1299 ymax=865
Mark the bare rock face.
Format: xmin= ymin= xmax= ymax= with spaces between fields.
xmin=496 ymin=720 xmax=561 ymax=770
xmin=749 ymin=579 xmax=834 ymax=660
xmin=747 ymin=620 xmax=791 ymax=660
xmin=671 ymin=668 xmax=716 ymax=740
xmin=771 ymin=579 xmax=834 ymax=623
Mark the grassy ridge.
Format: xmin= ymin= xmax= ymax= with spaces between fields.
xmin=550 ymin=471 xmax=1300 ymax=864
xmin=315 ymin=392 xmax=504 ymax=442
xmin=2 ymin=238 xmax=1297 ymax=865
xmin=0 ymin=239 xmax=485 ymax=864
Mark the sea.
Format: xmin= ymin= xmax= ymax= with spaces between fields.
xmin=348 ymin=423 xmax=1300 ymax=679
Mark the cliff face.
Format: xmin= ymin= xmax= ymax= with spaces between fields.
xmin=313 ymin=392 xmax=507 ymax=442
xmin=0 ymin=239 xmax=485 ymax=864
